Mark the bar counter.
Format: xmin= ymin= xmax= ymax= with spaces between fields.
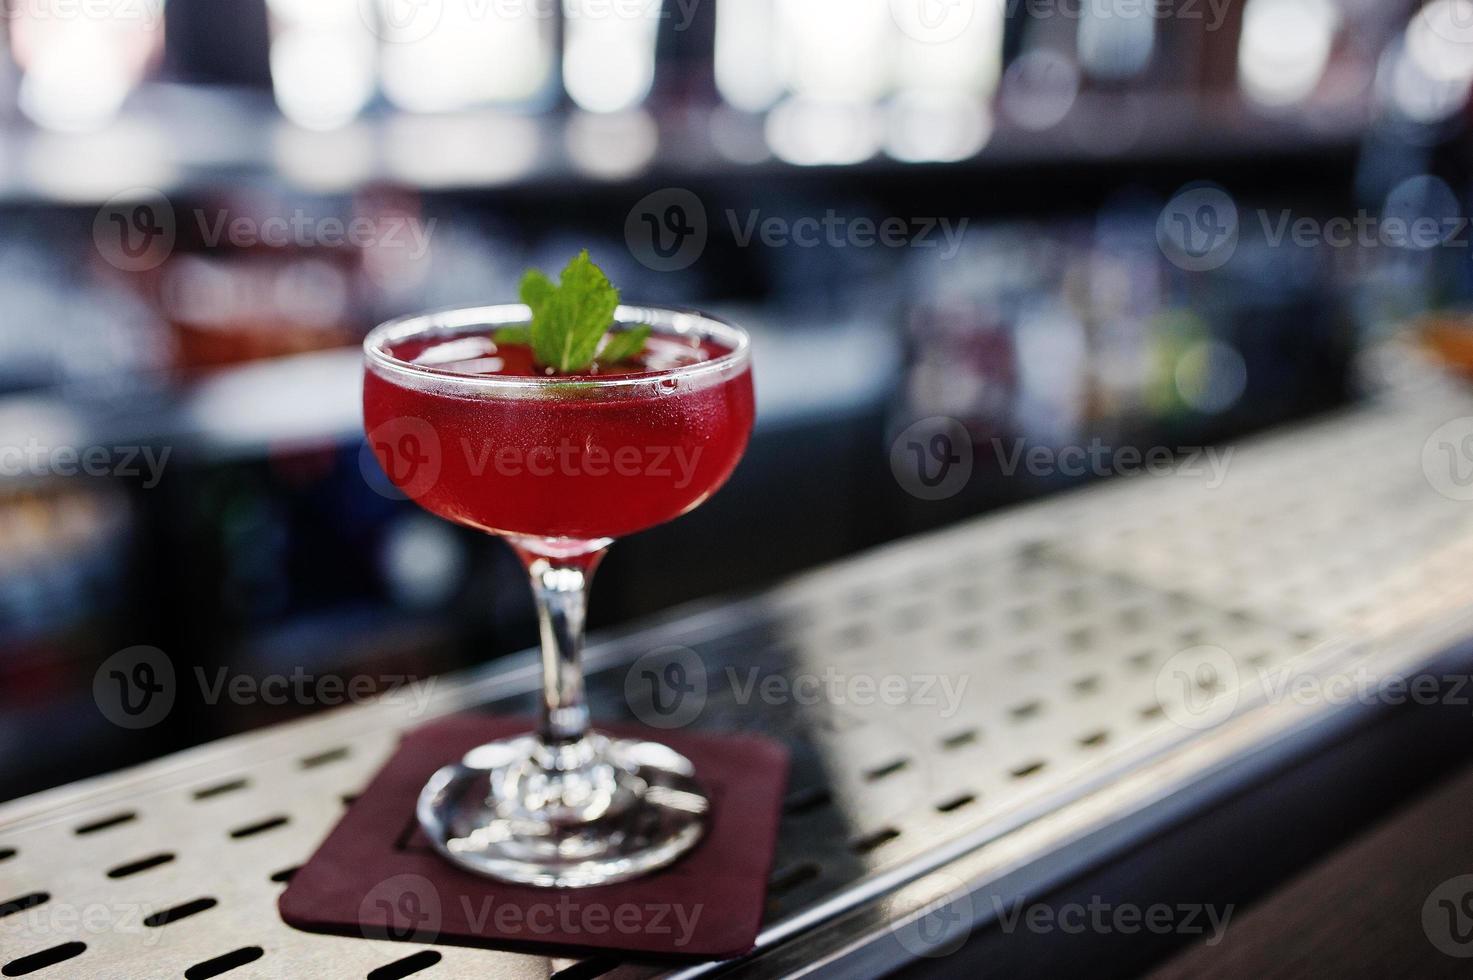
xmin=7 ymin=362 xmax=1473 ymax=978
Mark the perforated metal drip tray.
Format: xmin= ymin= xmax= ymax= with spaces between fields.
xmin=9 ymin=368 xmax=1473 ymax=979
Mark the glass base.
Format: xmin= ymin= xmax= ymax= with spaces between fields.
xmin=416 ymin=732 xmax=710 ymax=888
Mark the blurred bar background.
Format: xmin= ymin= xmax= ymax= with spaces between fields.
xmin=1 ymin=0 xmax=1471 ymax=800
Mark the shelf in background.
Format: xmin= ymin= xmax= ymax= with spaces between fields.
xmin=0 ymin=85 xmax=1374 ymax=206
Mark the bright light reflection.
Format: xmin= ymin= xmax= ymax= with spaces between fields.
xmin=999 ymin=49 xmax=1080 ymax=131
xmin=765 ymin=97 xmax=881 ymax=165
xmin=271 ymin=28 xmax=376 ymax=130
xmin=565 ymin=110 xmax=658 ymax=179
xmin=24 ymin=125 xmax=175 ymax=201
xmin=1381 ymin=174 xmax=1461 ymax=250
xmin=884 ymin=91 xmax=990 ymax=162
xmin=266 ymin=0 xmax=376 ymax=128
xmin=710 ymin=104 xmax=773 ymax=163
xmin=716 ymin=0 xmax=784 ymax=112
xmin=1237 ymin=0 xmax=1337 ymax=107
xmin=11 ymin=1 xmax=161 ymax=134
xmin=383 ymin=113 xmax=540 ymax=187
xmin=775 ymin=0 xmax=891 ymax=102
xmin=1077 ymin=3 xmax=1156 ymax=81
xmin=563 ymin=0 xmax=662 ymax=113
xmin=382 ymin=0 xmax=552 ymax=112
xmin=894 ymin=0 xmax=1004 ymax=96
xmin=272 ymin=125 xmax=375 ymax=191
xmin=1408 ymin=0 xmax=1473 ymax=83
xmin=1379 ymin=38 xmax=1472 ymax=123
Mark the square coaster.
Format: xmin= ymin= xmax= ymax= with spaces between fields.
xmin=279 ymin=713 xmax=789 ymax=959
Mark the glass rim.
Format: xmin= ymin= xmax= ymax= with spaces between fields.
xmin=363 ymin=303 xmax=751 ymax=393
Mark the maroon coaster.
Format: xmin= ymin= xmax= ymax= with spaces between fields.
xmin=279 ymin=714 xmax=788 ymax=959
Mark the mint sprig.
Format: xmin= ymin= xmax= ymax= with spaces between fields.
xmin=492 ymin=251 xmax=650 ymax=373
xmin=596 ymin=324 xmax=652 ymax=365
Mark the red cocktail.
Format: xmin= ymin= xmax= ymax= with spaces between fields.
xmin=362 ymin=303 xmax=753 ymax=887
xmin=365 ymin=330 xmax=754 ymax=542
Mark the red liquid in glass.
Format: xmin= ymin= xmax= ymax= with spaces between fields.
xmin=364 ymin=333 xmax=754 ymax=541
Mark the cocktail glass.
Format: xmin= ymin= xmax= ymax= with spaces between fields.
xmin=363 ymin=304 xmax=754 ymax=887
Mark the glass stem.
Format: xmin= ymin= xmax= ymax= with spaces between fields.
xmin=518 ymin=546 xmax=607 ymax=758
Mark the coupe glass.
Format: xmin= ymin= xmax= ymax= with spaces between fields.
xmin=363 ymin=304 xmax=754 ymax=887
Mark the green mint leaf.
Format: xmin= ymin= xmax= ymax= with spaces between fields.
xmin=520 ymin=268 xmax=558 ymax=368
xmin=518 ymin=251 xmax=622 ymax=373
xmin=595 ymin=325 xmax=652 ymax=367
xmin=552 ymin=251 xmax=620 ymax=372
xmin=492 ymin=326 xmax=531 ymax=345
